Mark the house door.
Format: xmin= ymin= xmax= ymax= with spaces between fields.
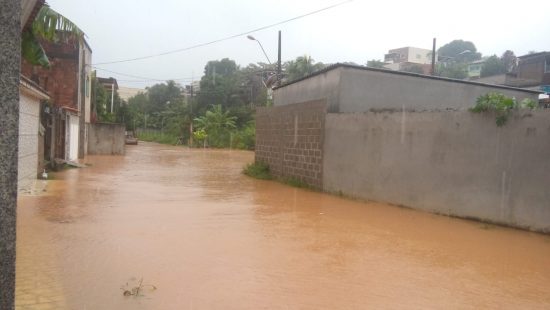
xmin=68 ymin=114 xmax=79 ymax=161
xmin=55 ymin=116 xmax=65 ymax=159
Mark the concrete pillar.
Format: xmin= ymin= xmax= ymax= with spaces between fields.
xmin=0 ymin=0 xmax=21 ymax=308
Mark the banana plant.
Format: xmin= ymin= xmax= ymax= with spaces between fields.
xmin=22 ymin=4 xmax=84 ymax=67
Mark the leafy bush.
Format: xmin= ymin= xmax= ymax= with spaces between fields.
xmin=243 ymin=162 xmax=272 ymax=180
xmin=192 ymin=129 xmax=208 ymax=147
xmin=470 ymin=92 xmax=537 ymax=126
xmin=231 ymin=122 xmax=255 ymax=150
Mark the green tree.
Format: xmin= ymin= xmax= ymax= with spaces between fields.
xmin=401 ymin=64 xmax=425 ymax=74
xmin=146 ymin=80 xmax=182 ymax=114
xmin=22 ymin=4 xmax=84 ymax=67
xmin=198 ymin=58 xmax=244 ymax=113
xmin=481 ymin=55 xmax=506 ymax=77
xmin=366 ymin=59 xmax=385 ymax=68
xmin=501 ymin=50 xmax=517 ymax=73
xmin=438 ymin=39 xmax=482 ymax=63
xmin=239 ymin=62 xmax=272 ymax=106
xmin=284 ymin=55 xmax=326 ymax=82
xmin=437 ymin=63 xmax=468 ymax=79
xmin=194 ymin=104 xmax=237 ymax=147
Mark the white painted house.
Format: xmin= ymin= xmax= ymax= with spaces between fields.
xmin=18 ymin=75 xmax=49 ymax=191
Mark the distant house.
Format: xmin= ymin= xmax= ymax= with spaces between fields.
xmin=21 ymin=37 xmax=93 ymax=162
xmin=97 ymin=77 xmax=119 ymax=113
xmin=469 ymin=52 xmax=550 ymax=95
xmin=118 ymin=86 xmax=144 ymax=102
xmin=383 ymin=46 xmax=433 ymax=74
xmin=516 ymin=52 xmax=550 ymax=92
xmin=467 ymin=59 xmax=485 ymax=79
xmin=18 ymin=76 xmax=49 ymax=190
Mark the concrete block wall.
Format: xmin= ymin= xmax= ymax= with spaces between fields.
xmin=323 ymin=110 xmax=550 ymax=232
xmin=255 ymin=100 xmax=326 ymax=188
xmin=87 ymin=123 xmax=125 ymax=155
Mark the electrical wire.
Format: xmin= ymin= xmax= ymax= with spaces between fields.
xmin=93 ymin=66 xmax=194 ymax=82
xmin=93 ymin=0 xmax=352 ymax=65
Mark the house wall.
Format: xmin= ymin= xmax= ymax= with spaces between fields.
xmin=21 ymin=40 xmax=82 ymax=161
xmin=255 ymin=100 xmax=326 ymax=188
xmin=274 ymin=66 xmax=539 ymax=113
xmin=79 ymin=42 xmax=92 ymax=158
xmin=404 ymin=47 xmax=432 ymax=64
xmin=337 ymin=67 xmax=539 ymax=113
xmin=518 ymin=54 xmax=550 ymax=85
xmin=21 ymin=40 xmax=79 ymax=110
xmin=323 ymin=110 xmax=550 ymax=232
xmin=87 ymin=123 xmax=125 ymax=155
xmin=274 ymin=67 xmax=342 ymax=112
xmin=18 ymin=90 xmax=41 ymax=190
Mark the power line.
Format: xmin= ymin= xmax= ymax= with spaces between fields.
xmin=93 ymin=0 xmax=352 ymax=65
xmin=93 ymin=66 xmax=194 ymax=82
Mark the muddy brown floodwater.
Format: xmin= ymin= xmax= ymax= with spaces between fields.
xmin=16 ymin=142 xmax=550 ymax=309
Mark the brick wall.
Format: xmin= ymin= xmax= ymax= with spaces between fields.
xmin=21 ymin=40 xmax=79 ymax=109
xmin=255 ymin=100 xmax=326 ymax=188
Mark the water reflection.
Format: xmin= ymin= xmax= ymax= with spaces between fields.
xmin=16 ymin=142 xmax=550 ymax=309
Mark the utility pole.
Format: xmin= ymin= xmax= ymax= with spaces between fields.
xmin=277 ymin=30 xmax=282 ymax=86
xmin=110 ymin=82 xmax=114 ymax=113
xmin=0 ymin=0 xmax=20 ymax=308
xmin=189 ymin=75 xmax=194 ymax=146
xmin=431 ymin=38 xmax=436 ymax=76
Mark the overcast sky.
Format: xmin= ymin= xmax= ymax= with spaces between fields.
xmin=48 ymin=0 xmax=550 ymax=88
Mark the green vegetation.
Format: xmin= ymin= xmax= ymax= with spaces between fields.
xmin=480 ymin=50 xmax=517 ymax=77
xmin=366 ymin=59 xmax=385 ymax=69
xmin=438 ymin=39 xmax=482 ymax=63
xmin=243 ymin=162 xmax=272 ymax=180
xmin=284 ymin=55 xmax=326 ymax=81
xmin=435 ymin=39 xmax=482 ymax=79
xmin=91 ymin=73 xmax=124 ymax=123
xmin=116 ymin=54 xmax=327 ymax=150
xmin=470 ymin=92 xmax=537 ymax=126
xmin=282 ymin=177 xmax=310 ymax=189
xmin=401 ymin=64 xmax=425 ymax=74
xmin=243 ymin=162 xmax=314 ymax=190
xmin=22 ymin=4 xmax=84 ymax=67
xmin=194 ymin=104 xmax=237 ymax=147
xmin=137 ymin=131 xmax=179 ymax=145
xmin=231 ymin=121 xmax=255 ymax=150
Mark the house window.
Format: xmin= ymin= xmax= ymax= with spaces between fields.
xmin=85 ymin=76 xmax=90 ymax=97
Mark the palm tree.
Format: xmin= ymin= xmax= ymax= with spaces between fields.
xmin=194 ymin=105 xmax=237 ymax=147
xmin=22 ymin=4 xmax=84 ymax=67
xmin=285 ymin=55 xmax=326 ymax=82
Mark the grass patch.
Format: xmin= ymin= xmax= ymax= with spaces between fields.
xmin=243 ymin=162 xmax=316 ymax=190
xmin=283 ymin=177 xmax=310 ymax=189
xmin=243 ymin=162 xmax=272 ymax=180
xmin=137 ymin=132 xmax=179 ymax=145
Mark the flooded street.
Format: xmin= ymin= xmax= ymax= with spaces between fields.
xmin=16 ymin=142 xmax=550 ymax=309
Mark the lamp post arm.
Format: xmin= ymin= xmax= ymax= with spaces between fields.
xmin=255 ymin=41 xmax=272 ymax=65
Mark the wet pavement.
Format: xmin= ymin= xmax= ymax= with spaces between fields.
xmin=16 ymin=141 xmax=550 ymax=309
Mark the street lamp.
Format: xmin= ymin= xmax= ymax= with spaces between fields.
xmin=247 ymin=35 xmax=272 ymax=65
